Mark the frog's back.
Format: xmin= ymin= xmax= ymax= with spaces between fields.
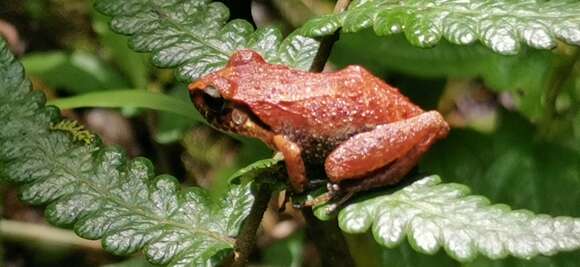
xmin=233 ymin=64 xmax=423 ymax=138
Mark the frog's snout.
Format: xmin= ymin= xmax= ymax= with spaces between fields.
xmin=188 ymin=68 xmax=235 ymax=99
xmin=188 ymin=80 xmax=212 ymax=95
xmin=188 ymin=77 xmax=224 ymax=102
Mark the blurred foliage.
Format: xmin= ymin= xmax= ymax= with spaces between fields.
xmin=22 ymin=51 xmax=130 ymax=93
xmin=92 ymin=12 xmax=150 ymax=90
xmin=262 ymin=232 xmax=305 ymax=267
xmin=48 ymin=90 xmax=202 ymax=122
xmin=103 ymin=257 xmax=156 ymax=267
xmin=154 ymin=84 xmax=197 ymax=144
xmin=423 ymin=111 xmax=580 ymax=217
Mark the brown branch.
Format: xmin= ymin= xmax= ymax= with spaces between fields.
xmin=309 ymin=0 xmax=351 ymax=72
xmin=231 ymin=184 xmax=272 ymax=267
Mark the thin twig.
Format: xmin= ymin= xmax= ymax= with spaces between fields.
xmin=231 ymin=184 xmax=272 ymax=267
xmin=309 ymin=0 xmax=351 ymax=72
xmin=332 ymin=0 xmax=352 ymax=13
xmin=544 ymin=49 xmax=579 ymax=119
xmin=540 ymin=48 xmax=579 ymax=137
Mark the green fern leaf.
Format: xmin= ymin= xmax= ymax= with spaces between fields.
xmin=300 ymin=0 xmax=580 ymax=55
xmin=0 ymin=39 xmax=256 ymax=266
xmin=94 ymin=0 xmax=320 ymax=81
xmin=315 ymin=175 xmax=580 ymax=262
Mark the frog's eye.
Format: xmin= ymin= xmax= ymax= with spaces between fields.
xmin=204 ymin=86 xmax=220 ymax=98
xmin=201 ymin=86 xmax=225 ymax=111
xmin=199 ymin=87 xmax=227 ymax=113
xmin=191 ymin=86 xmax=225 ymax=114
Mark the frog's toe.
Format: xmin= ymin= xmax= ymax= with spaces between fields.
xmin=324 ymin=191 xmax=356 ymax=214
xmin=327 ymin=182 xmax=341 ymax=193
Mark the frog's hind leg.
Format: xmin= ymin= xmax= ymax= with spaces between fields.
xmin=324 ymin=111 xmax=449 ymax=193
xmin=341 ymin=144 xmax=428 ymax=194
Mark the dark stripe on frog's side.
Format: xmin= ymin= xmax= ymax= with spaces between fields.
xmin=279 ymin=125 xmax=374 ymax=166
xmin=191 ymin=91 xmax=273 ymax=134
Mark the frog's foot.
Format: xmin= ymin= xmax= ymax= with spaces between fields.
xmin=301 ymin=192 xmax=333 ymax=208
xmin=301 ymin=188 xmax=356 ymax=214
xmin=301 ymin=183 xmax=344 ymax=208
xmin=324 ymin=191 xmax=355 ymax=214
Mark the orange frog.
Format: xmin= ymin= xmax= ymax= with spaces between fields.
xmin=189 ymin=50 xmax=449 ymax=200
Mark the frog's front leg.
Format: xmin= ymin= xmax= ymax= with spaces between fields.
xmin=324 ymin=111 xmax=449 ymax=191
xmin=273 ymin=135 xmax=308 ymax=192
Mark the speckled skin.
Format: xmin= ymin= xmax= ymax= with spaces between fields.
xmin=189 ymin=50 xmax=449 ymax=193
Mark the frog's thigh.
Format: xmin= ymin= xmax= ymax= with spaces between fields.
xmin=325 ymin=111 xmax=447 ymax=182
xmin=273 ymin=135 xmax=308 ymax=192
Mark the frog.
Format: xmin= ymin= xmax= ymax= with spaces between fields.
xmin=188 ymin=49 xmax=449 ymax=201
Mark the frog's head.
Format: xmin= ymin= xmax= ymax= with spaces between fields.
xmin=189 ymin=49 xmax=265 ymax=99
xmin=188 ymin=50 xmax=270 ymax=135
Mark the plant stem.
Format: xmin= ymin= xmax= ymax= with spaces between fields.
xmin=0 ymin=220 xmax=102 ymax=250
xmin=309 ymin=0 xmax=351 ymax=72
xmin=333 ymin=0 xmax=353 ymax=13
xmin=545 ymin=49 xmax=579 ymax=117
xmin=231 ymin=184 xmax=272 ymax=267
xmin=222 ymin=0 xmax=255 ymax=27
xmin=540 ymin=48 xmax=579 ymax=136
xmin=302 ymin=208 xmax=355 ymax=267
